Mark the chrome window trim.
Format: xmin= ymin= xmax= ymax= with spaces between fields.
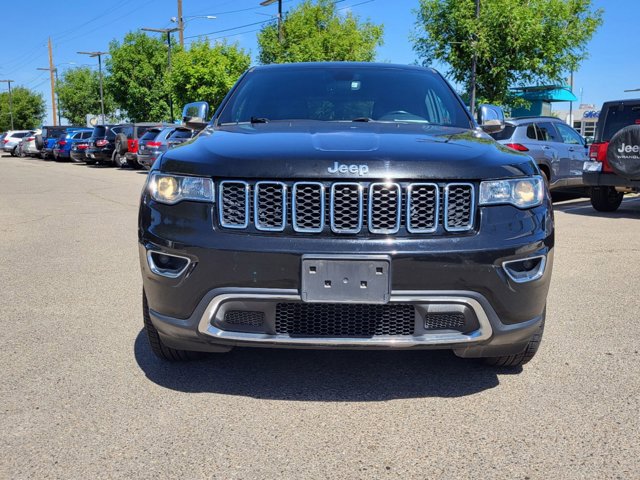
xmin=254 ymin=181 xmax=287 ymax=232
xmin=502 ymin=255 xmax=547 ymax=283
xmin=368 ymin=182 xmax=401 ymax=234
xmin=406 ymin=182 xmax=439 ymax=234
xmin=444 ymin=182 xmax=475 ymax=232
xmin=219 ymin=180 xmax=250 ymax=229
xmin=196 ymin=290 xmax=493 ymax=346
xmin=146 ymin=250 xmax=192 ymax=279
xmin=330 ymin=182 xmax=363 ymax=234
xmin=292 ymin=182 xmax=325 ymax=233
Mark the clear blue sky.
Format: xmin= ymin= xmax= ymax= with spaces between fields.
xmin=0 ymin=0 xmax=638 ymax=125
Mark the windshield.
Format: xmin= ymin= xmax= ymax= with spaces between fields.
xmin=217 ymin=66 xmax=471 ymax=128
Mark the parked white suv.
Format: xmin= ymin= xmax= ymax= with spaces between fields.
xmin=2 ymin=130 xmax=31 ymax=156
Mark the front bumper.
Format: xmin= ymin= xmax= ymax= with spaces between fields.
xmin=139 ymin=196 xmax=554 ymax=356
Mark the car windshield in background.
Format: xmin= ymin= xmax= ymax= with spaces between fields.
xmin=217 ymin=66 xmax=471 ymax=128
xmin=600 ymin=104 xmax=640 ymax=141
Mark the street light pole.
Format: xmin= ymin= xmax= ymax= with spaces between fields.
xmin=0 ymin=79 xmax=14 ymax=130
xmin=469 ymin=0 xmax=480 ymax=115
xmin=260 ymin=0 xmax=283 ymax=43
xmin=142 ymin=27 xmax=180 ymax=123
xmin=78 ymin=51 xmax=108 ymax=124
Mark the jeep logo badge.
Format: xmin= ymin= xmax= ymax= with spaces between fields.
xmin=327 ymin=161 xmax=369 ymax=176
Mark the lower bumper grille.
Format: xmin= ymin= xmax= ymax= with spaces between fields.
xmin=275 ymin=303 xmax=415 ymax=337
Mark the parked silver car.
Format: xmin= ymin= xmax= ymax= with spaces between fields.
xmin=491 ymin=116 xmax=589 ymax=189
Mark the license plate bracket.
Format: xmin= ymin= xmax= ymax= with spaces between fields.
xmin=301 ymin=256 xmax=391 ymax=304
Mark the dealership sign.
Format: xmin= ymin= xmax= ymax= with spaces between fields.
xmin=583 ymin=110 xmax=600 ymax=119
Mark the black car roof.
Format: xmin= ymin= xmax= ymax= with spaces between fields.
xmin=601 ymin=98 xmax=640 ymax=107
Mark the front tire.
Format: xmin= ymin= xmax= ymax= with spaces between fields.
xmin=143 ymin=292 xmax=206 ymax=361
xmin=590 ymin=186 xmax=623 ymax=212
xmin=483 ymin=317 xmax=545 ymax=368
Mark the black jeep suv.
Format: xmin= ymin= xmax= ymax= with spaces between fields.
xmin=139 ymin=63 xmax=554 ymax=367
xmin=583 ymin=99 xmax=640 ymax=211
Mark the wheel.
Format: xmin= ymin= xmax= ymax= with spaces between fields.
xmin=483 ymin=317 xmax=545 ymax=367
xmin=590 ymin=186 xmax=623 ymax=212
xmin=11 ymin=146 xmax=17 ymax=156
xmin=112 ymin=149 xmax=127 ymax=168
xmin=143 ymin=292 xmax=206 ymax=361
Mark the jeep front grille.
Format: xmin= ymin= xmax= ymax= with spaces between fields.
xmin=218 ymin=180 xmax=475 ymax=235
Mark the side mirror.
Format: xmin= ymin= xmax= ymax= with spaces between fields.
xmin=477 ymin=104 xmax=505 ymax=134
xmin=182 ymin=101 xmax=210 ymax=130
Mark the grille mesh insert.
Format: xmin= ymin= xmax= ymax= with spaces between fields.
xmin=275 ymin=303 xmax=415 ymax=337
xmin=224 ymin=310 xmax=265 ymax=326
xmin=424 ymin=312 xmax=466 ymax=330
xmin=331 ymin=184 xmax=362 ymax=232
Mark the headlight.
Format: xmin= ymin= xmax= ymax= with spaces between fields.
xmin=479 ymin=176 xmax=544 ymax=208
xmin=148 ymin=172 xmax=214 ymax=205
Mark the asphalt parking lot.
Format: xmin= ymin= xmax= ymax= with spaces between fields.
xmin=1 ymin=155 xmax=639 ymax=479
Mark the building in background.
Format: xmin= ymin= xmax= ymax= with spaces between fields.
xmin=553 ymin=104 xmax=600 ymax=141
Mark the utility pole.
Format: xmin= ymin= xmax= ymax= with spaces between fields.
xmin=0 ymin=80 xmax=14 ymax=130
xmin=47 ymin=38 xmax=58 ymax=126
xmin=142 ymin=27 xmax=179 ymax=122
xmin=260 ymin=0 xmax=283 ymax=43
xmin=78 ymin=51 xmax=108 ymax=124
xmin=37 ymin=66 xmax=62 ymax=125
xmin=569 ymin=71 xmax=574 ymax=126
xmin=469 ymin=0 xmax=480 ymax=115
xmin=177 ymin=0 xmax=184 ymax=48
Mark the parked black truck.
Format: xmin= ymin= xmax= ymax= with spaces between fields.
xmin=138 ymin=63 xmax=554 ymax=368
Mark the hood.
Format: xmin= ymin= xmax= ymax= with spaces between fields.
xmin=159 ymin=122 xmax=537 ymax=180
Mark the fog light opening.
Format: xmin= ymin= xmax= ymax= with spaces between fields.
xmin=147 ymin=250 xmax=191 ymax=278
xmin=502 ymin=255 xmax=546 ymax=283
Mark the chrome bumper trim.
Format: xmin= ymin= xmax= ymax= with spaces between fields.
xmin=196 ymin=291 xmax=493 ymax=347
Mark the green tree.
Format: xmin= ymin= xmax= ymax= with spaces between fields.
xmin=257 ymin=0 xmax=384 ymax=64
xmin=0 ymin=87 xmax=46 ymax=131
xmin=169 ymin=40 xmax=250 ymax=113
xmin=106 ymin=31 xmax=171 ymax=122
xmin=56 ymin=67 xmax=117 ymax=125
xmin=413 ymin=0 xmax=603 ymax=105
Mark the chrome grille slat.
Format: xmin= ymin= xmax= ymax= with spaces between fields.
xmin=444 ymin=183 xmax=475 ymax=232
xmin=219 ymin=181 xmax=250 ymax=229
xmin=368 ymin=182 xmax=401 ymax=234
xmin=330 ymin=183 xmax=363 ymax=234
xmin=292 ymin=182 xmax=325 ymax=233
xmin=218 ymin=180 xmax=475 ymax=234
xmin=407 ymin=183 xmax=439 ymax=233
xmin=254 ymin=181 xmax=287 ymax=231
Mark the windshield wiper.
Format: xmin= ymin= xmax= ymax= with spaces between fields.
xmin=250 ymin=116 xmax=269 ymax=124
